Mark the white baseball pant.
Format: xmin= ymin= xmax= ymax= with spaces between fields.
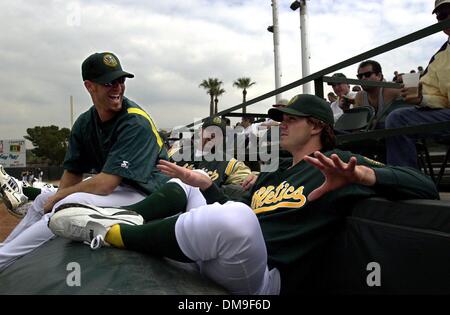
xmin=171 ymin=178 xmax=281 ymax=295
xmin=0 ymin=184 xmax=146 ymax=271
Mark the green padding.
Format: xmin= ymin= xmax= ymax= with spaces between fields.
xmin=351 ymin=197 xmax=450 ymax=232
xmin=0 ymin=237 xmax=228 ymax=295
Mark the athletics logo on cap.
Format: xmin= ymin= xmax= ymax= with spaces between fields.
xmin=212 ymin=117 xmax=222 ymax=125
xmin=103 ymin=54 xmax=118 ymax=67
xmin=287 ymin=95 xmax=299 ymax=107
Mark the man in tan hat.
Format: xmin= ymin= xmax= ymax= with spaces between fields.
xmin=385 ymin=1 xmax=450 ymax=168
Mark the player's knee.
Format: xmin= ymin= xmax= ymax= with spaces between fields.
xmin=53 ymin=192 xmax=89 ymax=210
xmin=32 ymin=191 xmax=56 ymax=214
xmin=211 ymin=203 xmax=259 ymax=243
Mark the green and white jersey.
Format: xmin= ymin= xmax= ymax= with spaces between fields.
xmin=202 ymin=148 xmax=438 ymax=293
xmin=64 ymin=97 xmax=169 ymax=195
xmin=176 ymin=153 xmax=251 ymax=187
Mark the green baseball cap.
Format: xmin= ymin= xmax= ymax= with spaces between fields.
xmin=81 ymin=52 xmax=134 ymax=84
xmin=202 ymin=116 xmax=226 ymax=132
xmin=268 ymin=94 xmax=334 ymax=126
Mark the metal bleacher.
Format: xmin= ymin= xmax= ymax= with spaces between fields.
xmin=179 ymin=19 xmax=450 ymax=191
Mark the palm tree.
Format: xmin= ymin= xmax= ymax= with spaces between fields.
xmin=199 ymin=78 xmax=223 ymax=116
xmin=212 ymin=86 xmax=226 ymax=115
xmin=233 ymin=77 xmax=256 ymax=115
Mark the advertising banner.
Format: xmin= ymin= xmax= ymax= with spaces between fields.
xmin=0 ymin=139 xmax=26 ymax=168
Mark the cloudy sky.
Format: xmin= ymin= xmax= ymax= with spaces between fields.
xmin=0 ymin=0 xmax=446 ymax=144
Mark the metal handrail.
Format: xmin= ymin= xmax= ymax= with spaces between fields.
xmin=183 ymin=19 xmax=450 ymax=129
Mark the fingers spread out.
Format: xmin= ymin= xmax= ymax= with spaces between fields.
xmin=330 ymin=154 xmax=356 ymax=172
xmin=157 ymin=160 xmax=183 ymax=178
xmin=157 ymin=167 xmax=174 ymax=177
xmin=158 ymin=159 xmax=173 ymax=166
xmin=303 ymin=155 xmax=325 ymax=170
xmin=347 ymin=157 xmax=357 ymax=172
xmin=330 ymin=154 xmax=346 ymax=171
xmin=314 ymin=151 xmax=335 ymax=168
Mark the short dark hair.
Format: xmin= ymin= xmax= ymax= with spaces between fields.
xmin=358 ymin=60 xmax=382 ymax=75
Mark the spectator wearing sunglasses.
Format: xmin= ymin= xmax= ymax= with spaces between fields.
xmin=0 ymin=52 xmax=170 ymax=271
xmin=384 ymin=0 xmax=450 ymax=168
xmin=353 ymin=60 xmax=401 ymax=126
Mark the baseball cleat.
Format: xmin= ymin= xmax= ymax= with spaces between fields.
xmin=48 ymin=203 xmax=143 ymax=249
xmin=0 ymin=165 xmax=29 ymax=214
xmin=6 ymin=201 xmax=32 ymax=219
xmin=0 ymin=165 xmax=9 ymax=183
xmin=32 ymin=181 xmax=56 ymax=190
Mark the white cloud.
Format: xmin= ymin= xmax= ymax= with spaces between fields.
xmin=0 ymin=0 xmax=446 ymax=142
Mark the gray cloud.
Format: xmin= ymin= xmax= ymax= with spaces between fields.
xmin=0 ymin=0 xmax=445 ymax=144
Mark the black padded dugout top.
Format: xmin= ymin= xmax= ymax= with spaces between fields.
xmin=0 ymin=237 xmax=227 ymax=294
xmin=316 ymin=198 xmax=450 ymax=294
xmin=0 ymin=197 xmax=449 ymax=294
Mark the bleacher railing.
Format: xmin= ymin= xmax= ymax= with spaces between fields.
xmin=183 ymin=19 xmax=450 ymax=136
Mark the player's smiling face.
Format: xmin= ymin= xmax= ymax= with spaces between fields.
xmin=86 ymin=78 xmax=125 ymax=120
xmin=279 ymin=114 xmax=313 ymax=152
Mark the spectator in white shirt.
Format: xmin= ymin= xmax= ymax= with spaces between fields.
xmin=328 ymin=73 xmax=356 ymax=122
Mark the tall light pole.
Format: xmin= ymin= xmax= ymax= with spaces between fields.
xmin=291 ymin=0 xmax=312 ymax=94
xmin=70 ymin=95 xmax=74 ymax=128
xmin=269 ymin=0 xmax=282 ymax=103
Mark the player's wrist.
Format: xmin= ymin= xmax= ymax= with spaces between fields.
xmin=355 ymin=166 xmax=376 ymax=186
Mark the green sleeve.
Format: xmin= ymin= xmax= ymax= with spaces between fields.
xmin=201 ymin=182 xmax=253 ymax=206
xmin=102 ymin=118 xmax=162 ymax=183
xmin=333 ymin=150 xmax=439 ymax=200
xmin=371 ymin=166 xmax=439 ymax=200
xmin=201 ymin=183 xmax=230 ymax=204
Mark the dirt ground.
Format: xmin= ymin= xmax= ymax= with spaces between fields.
xmin=0 ymin=180 xmax=59 ymax=242
xmin=0 ymin=202 xmax=20 ymax=242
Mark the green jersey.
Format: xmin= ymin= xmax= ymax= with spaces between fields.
xmin=202 ymin=149 xmax=439 ymax=293
xmin=175 ymin=153 xmax=251 ymax=187
xmin=64 ymin=97 xmax=169 ymax=194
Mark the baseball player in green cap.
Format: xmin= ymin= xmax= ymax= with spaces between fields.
xmin=169 ymin=116 xmax=254 ymax=191
xmin=0 ymin=52 xmax=169 ymax=271
xmin=50 ymin=94 xmax=439 ymax=294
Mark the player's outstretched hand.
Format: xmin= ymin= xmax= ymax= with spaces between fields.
xmin=157 ymin=160 xmax=213 ymax=190
xmin=304 ymin=151 xmax=376 ymax=201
